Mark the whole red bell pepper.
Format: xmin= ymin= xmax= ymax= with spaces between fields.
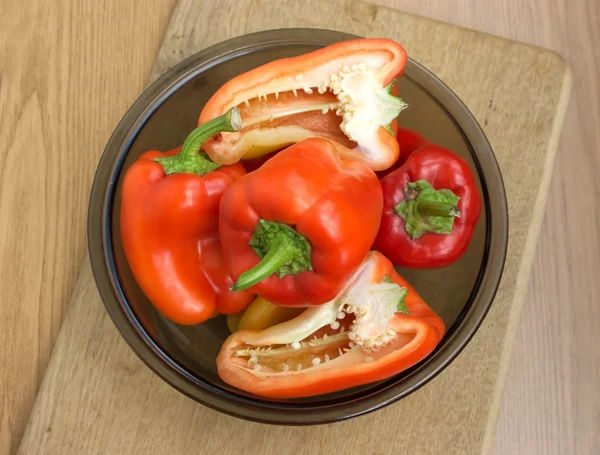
xmin=198 ymin=38 xmax=408 ymax=171
xmin=373 ymin=145 xmax=482 ymax=268
xmin=216 ymin=251 xmax=445 ymax=398
xmin=219 ymin=137 xmax=383 ymax=306
xmin=120 ymin=108 xmax=254 ymax=325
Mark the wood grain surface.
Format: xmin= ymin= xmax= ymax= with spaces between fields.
xmin=0 ymin=1 xmax=178 ymax=453
xmin=0 ymin=1 xmax=597 ymax=455
xmin=13 ymin=0 xmax=573 ymax=454
xmin=388 ymin=3 xmax=599 ymax=454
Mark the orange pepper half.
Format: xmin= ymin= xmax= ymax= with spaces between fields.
xmin=199 ymin=38 xmax=408 ymax=171
xmin=216 ymin=251 xmax=445 ymax=398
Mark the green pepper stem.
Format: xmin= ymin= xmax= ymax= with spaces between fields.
xmin=393 ymin=180 xmax=461 ymax=239
xmin=179 ymin=107 xmax=242 ymax=160
xmin=155 ymin=107 xmax=242 ymax=176
xmin=415 ymin=201 xmax=460 ymax=218
xmin=231 ymin=233 xmax=295 ymax=292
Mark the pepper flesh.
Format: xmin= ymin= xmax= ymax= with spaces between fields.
xmin=373 ymin=145 xmax=482 ymax=268
xmin=120 ymin=109 xmax=255 ymax=324
xmin=216 ymin=251 xmax=445 ymax=398
xmin=199 ymin=38 xmax=408 ymax=171
xmin=219 ymin=137 xmax=383 ymax=306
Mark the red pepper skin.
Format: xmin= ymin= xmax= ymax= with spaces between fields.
xmin=373 ymin=146 xmax=482 ymax=268
xmin=219 ymin=137 xmax=383 ymax=306
xmin=216 ymin=251 xmax=445 ymax=398
xmin=120 ymin=147 xmax=254 ymax=325
xmin=376 ymin=127 xmax=429 ymax=179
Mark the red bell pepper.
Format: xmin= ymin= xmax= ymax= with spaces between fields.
xmin=219 ymin=137 xmax=383 ymax=306
xmin=120 ymin=108 xmax=254 ymax=325
xmin=198 ymin=38 xmax=408 ymax=171
xmin=373 ymin=145 xmax=482 ymax=268
xmin=216 ymin=251 xmax=445 ymax=398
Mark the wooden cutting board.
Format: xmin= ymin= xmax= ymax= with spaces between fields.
xmin=18 ymin=1 xmax=571 ymax=454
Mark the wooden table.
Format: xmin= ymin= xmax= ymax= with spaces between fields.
xmin=1 ymin=1 xmax=598 ymax=454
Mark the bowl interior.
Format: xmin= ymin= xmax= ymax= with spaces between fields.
xmin=108 ymin=41 xmax=488 ymax=404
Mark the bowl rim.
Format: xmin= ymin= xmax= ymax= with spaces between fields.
xmin=88 ymin=28 xmax=508 ymax=425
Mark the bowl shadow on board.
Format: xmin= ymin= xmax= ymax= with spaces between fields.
xmin=94 ymin=28 xmax=507 ymax=422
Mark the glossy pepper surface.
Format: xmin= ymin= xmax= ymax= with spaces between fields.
xmin=219 ymin=137 xmax=383 ymax=306
xmin=373 ymin=144 xmax=482 ymax=268
xmin=216 ymin=251 xmax=445 ymax=398
xmin=120 ymin=108 xmax=254 ymax=325
xmin=198 ymin=38 xmax=408 ymax=171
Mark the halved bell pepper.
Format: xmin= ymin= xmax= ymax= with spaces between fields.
xmin=198 ymin=38 xmax=408 ymax=171
xmin=120 ymin=108 xmax=254 ymax=325
xmin=373 ymin=144 xmax=482 ymax=268
xmin=216 ymin=251 xmax=445 ymax=398
xmin=220 ymin=137 xmax=383 ymax=306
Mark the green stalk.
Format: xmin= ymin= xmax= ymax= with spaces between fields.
xmin=154 ymin=107 xmax=242 ymax=175
xmin=231 ymin=233 xmax=297 ymax=291
xmin=230 ymin=219 xmax=313 ymax=292
xmin=416 ymin=201 xmax=461 ymax=218
xmin=394 ymin=180 xmax=461 ymax=240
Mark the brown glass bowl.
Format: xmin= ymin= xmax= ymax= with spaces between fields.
xmin=88 ymin=28 xmax=508 ymax=425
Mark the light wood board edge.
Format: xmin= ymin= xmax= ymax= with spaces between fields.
xmin=481 ymin=65 xmax=572 ymax=455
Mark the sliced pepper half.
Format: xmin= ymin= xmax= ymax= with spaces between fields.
xmin=199 ymin=38 xmax=408 ymax=171
xmin=216 ymin=251 xmax=445 ymax=398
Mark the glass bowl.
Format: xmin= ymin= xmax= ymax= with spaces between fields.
xmin=88 ymin=28 xmax=508 ymax=425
